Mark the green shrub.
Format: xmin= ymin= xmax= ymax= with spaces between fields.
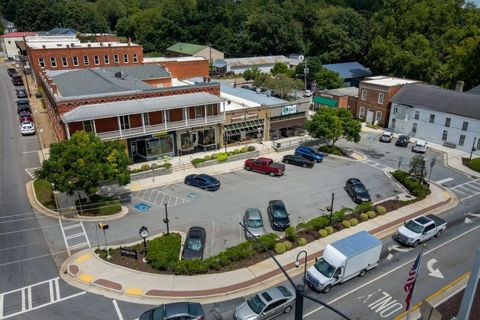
xmin=240 ymin=147 xmax=248 ymax=153
xmin=233 ymin=149 xmax=240 ymax=155
xmin=141 ymin=164 xmax=151 ymax=171
xmin=257 ymin=233 xmax=278 ymax=250
xmin=350 ymin=218 xmax=358 ymax=226
xmin=319 ymin=229 xmax=328 ymax=238
xmin=306 ymin=216 xmax=330 ymax=231
xmin=342 ymin=220 xmax=351 ymax=228
xmin=204 ymin=256 xmax=221 ymax=271
xmin=204 ymin=155 xmax=212 ymax=161
xmin=216 ymin=153 xmax=229 ymax=162
xmin=150 ymin=163 xmax=159 ymax=169
xmin=318 ymin=145 xmax=344 ymax=156
xmin=173 ymin=259 xmax=208 ymax=275
xmin=332 ymin=210 xmax=345 ymax=223
xmin=391 ymin=170 xmax=430 ymax=199
xmin=163 ymin=162 xmax=172 ymax=170
xmin=33 ymin=179 xmax=56 ymax=210
xmin=223 ymin=242 xmax=255 ymax=261
xmin=146 ymin=233 xmax=182 ymax=270
xmin=282 ymin=241 xmax=293 ymax=251
xmin=325 ymin=226 xmax=334 ymax=235
xmin=216 ymin=252 xmax=232 ymax=267
xmin=376 ymin=206 xmax=387 ymax=215
xmin=285 ymin=226 xmax=297 ymax=241
xmin=274 ymin=242 xmax=287 ymax=254
xmin=296 ymin=222 xmax=308 ymax=231
xmin=466 ymin=158 xmax=480 ymax=172
xmin=247 ymin=146 xmax=255 ymax=152
xmin=360 ymin=213 xmax=369 ymax=221
xmin=191 ymin=158 xmax=205 ymax=166
xmin=211 ymin=153 xmax=218 ymax=159
xmin=297 ymin=238 xmax=307 ymax=246
xmin=367 ymin=211 xmax=376 ymax=219
xmin=353 ymin=202 xmax=373 ymax=214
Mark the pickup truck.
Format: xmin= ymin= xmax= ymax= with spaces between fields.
xmin=396 ymin=215 xmax=446 ymax=247
xmin=244 ymin=157 xmax=285 ymax=176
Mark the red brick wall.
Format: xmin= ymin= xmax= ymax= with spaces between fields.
xmin=169 ymin=109 xmax=183 ymax=122
xmin=149 ymin=111 xmax=163 ymax=125
xmin=129 ymin=114 xmax=142 ymax=128
xmin=356 ymin=85 xmax=394 ymax=126
xmin=143 ymin=78 xmax=172 ymax=88
xmin=146 ymin=60 xmax=209 ymax=79
xmin=95 ymin=118 xmax=118 ymax=133
xmin=95 ymin=36 xmax=121 ymax=42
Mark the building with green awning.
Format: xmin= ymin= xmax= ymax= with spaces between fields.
xmin=313 ymin=96 xmax=338 ymax=107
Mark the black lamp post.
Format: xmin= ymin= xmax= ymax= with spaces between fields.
xmin=163 ymin=203 xmax=170 ymax=235
xmin=139 ymin=226 xmax=149 ymax=262
xmin=294 ymin=250 xmax=308 ymax=319
xmin=223 ymin=130 xmax=227 ymax=153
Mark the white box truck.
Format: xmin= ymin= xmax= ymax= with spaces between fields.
xmin=306 ymin=230 xmax=382 ymax=293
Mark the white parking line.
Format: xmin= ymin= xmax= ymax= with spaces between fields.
xmin=435 ymin=177 xmax=454 ymax=184
xmin=112 ymin=300 xmax=124 ymax=320
xmin=211 ymin=222 xmax=215 ymax=257
xmin=22 ymin=150 xmax=40 ymax=154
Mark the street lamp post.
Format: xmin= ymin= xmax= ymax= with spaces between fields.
xmin=294 ymin=250 xmax=308 ymax=320
xmin=163 ymin=203 xmax=170 ymax=235
xmin=329 ymin=192 xmax=335 ymax=225
xmin=223 ymin=130 xmax=227 ymax=153
xmin=470 ymin=137 xmax=477 ymax=160
xmin=139 ymin=226 xmax=149 ymax=263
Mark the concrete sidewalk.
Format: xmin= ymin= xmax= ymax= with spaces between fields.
xmin=60 ymin=183 xmax=456 ymax=305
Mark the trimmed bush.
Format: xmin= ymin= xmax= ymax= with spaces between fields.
xmin=282 ymin=241 xmax=293 ymax=251
xmin=204 ymin=155 xmax=212 ymax=161
xmin=332 ymin=210 xmax=345 ymax=223
xmin=350 ymin=218 xmax=358 ymax=226
xmin=216 ymin=153 xmax=229 ymax=162
xmin=296 ymin=222 xmax=308 ymax=231
xmin=257 ymin=233 xmax=278 ymax=250
xmin=325 ymin=226 xmax=334 ymax=235
xmin=240 ymin=146 xmax=248 ymax=153
xmin=274 ymin=242 xmax=287 ymax=254
xmin=367 ymin=211 xmax=377 ymax=219
xmin=466 ymin=158 xmax=480 ymax=172
xmin=360 ymin=213 xmax=369 ymax=221
xmin=211 ymin=153 xmax=218 ymax=159
xmin=223 ymin=242 xmax=255 ymax=261
xmin=173 ymin=259 xmax=208 ymax=275
xmin=233 ymin=149 xmax=240 ymax=155
xmin=319 ymin=229 xmax=328 ymax=238
xmin=342 ymin=220 xmax=351 ymax=228
xmin=146 ymin=233 xmax=182 ymax=270
xmin=353 ymin=202 xmax=373 ymax=214
xmin=297 ymin=238 xmax=307 ymax=246
xmin=376 ymin=205 xmax=387 ymax=215
xmin=306 ymin=216 xmax=330 ymax=231
xmin=191 ymin=158 xmax=205 ymax=166
xmin=247 ymin=146 xmax=255 ymax=152
xmin=163 ymin=162 xmax=172 ymax=170
xmin=150 ymin=163 xmax=159 ymax=169
xmin=285 ymin=226 xmax=298 ymax=241
xmin=391 ymin=170 xmax=430 ymax=199
xmin=141 ymin=164 xmax=150 ymax=171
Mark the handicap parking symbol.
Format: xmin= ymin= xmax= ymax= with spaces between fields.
xmin=134 ymin=202 xmax=151 ymax=213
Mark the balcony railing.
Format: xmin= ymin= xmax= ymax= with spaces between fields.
xmin=96 ymin=114 xmax=224 ymax=140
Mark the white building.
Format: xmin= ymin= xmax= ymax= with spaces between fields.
xmin=212 ymin=55 xmax=290 ymax=75
xmin=389 ymin=84 xmax=480 ymax=155
xmin=0 ymin=32 xmax=36 ymax=60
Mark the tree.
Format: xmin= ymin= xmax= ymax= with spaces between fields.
xmin=37 ymin=131 xmax=131 ymax=195
xmin=271 ymin=63 xmax=293 ymax=77
xmin=252 ymin=73 xmax=268 ymax=87
xmin=263 ymin=74 xmax=303 ymax=98
xmin=314 ymin=67 xmax=344 ymax=89
xmin=409 ymin=155 xmax=427 ymax=179
xmin=306 ymin=107 xmax=361 ymax=148
xmin=243 ymin=66 xmax=262 ymax=81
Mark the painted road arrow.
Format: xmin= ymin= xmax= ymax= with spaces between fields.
xmin=427 ymin=258 xmax=444 ymax=279
xmin=388 ymin=245 xmax=411 ymax=253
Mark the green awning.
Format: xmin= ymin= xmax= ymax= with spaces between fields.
xmin=313 ymin=96 xmax=338 ymax=107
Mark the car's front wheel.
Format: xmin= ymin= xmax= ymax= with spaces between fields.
xmin=284 ymin=306 xmax=292 ymax=314
xmin=322 ymin=285 xmax=331 ymax=294
xmin=302 ymin=163 xmax=307 ymax=168
xmin=269 ymin=172 xmax=275 ymax=177
xmin=245 ymin=166 xmax=251 ymax=171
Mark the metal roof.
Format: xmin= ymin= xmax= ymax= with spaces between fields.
xmin=323 ymin=62 xmax=371 ymax=79
xmin=167 ymin=42 xmax=207 ymax=55
xmin=224 ymin=56 xmax=289 ymax=68
xmin=220 ymin=83 xmax=286 ymax=105
xmin=320 ymin=87 xmax=359 ymax=97
xmin=61 ymin=92 xmax=224 ymax=123
xmin=392 ymin=84 xmax=480 ymax=120
xmin=467 ymin=84 xmax=480 ymax=95
xmin=331 ymin=231 xmax=381 ymax=258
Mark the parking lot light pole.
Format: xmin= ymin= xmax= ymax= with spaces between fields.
xmin=163 ymin=203 xmax=170 ymax=235
xmin=329 ymin=192 xmax=335 ymax=225
xmin=139 ymin=226 xmax=149 ymax=263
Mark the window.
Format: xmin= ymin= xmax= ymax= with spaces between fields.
xmin=359 ymin=106 xmax=366 ymax=119
xmin=412 ymin=123 xmax=417 ymax=134
xmin=393 ymin=107 xmax=398 ymax=114
xmin=195 ymin=106 xmax=203 ymax=118
xmin=442 ymin=130 xmax=448 ymax=141
xmin=391 ymin=118 xmax=396 ymax=129
xmin=378 ymin=92 xmax=384 ymax=104
xmin=38 ymin=57 xmax=45 ymax=67
xmin=61 ymin=56 xmax=68 ymax=67
xmin=83 ymin=120 xmax=94 ymax=133
xmin=142 ymin=113 xmax=150 ymax=126
xmin=206 ymin=104 xmax=215 ymax=116
xmin=83 ymin=56 xmax=89 ymax=66
xmin=459 ymin=134 xmax=465 ymax=146
xmin=133 ymin=53 xmax=138 ymax=63
xmin=414 ymin=111 xmax=420 ymax=120
xmin=114 ymin=54 xmax=119 ymax=64
xmin=123 ymin=54 xmax=129 ymax=63
xmin=50 ymin=57 xmax=57 ymax=68
xmin=361 ymin=89 xmax=367 ymax=101
xmin=119 ymin=115 xmax=130 ymax=130
xmin=104 ymin=55 xmax=109 ymax=64
xmin=445 ymin=117 xmax=451 ymax=127
xmin=429 ymin=114 xmax=435 ymax=123
xmin=375 ymin=111 xmax=382 ymax=123
xmin=94 ymin=55 xmax=100 ymax=65
xmin=72 ymin=56 xmax=79 ymax=66
xmin=462 ymin=121 xmax=469 ymax=131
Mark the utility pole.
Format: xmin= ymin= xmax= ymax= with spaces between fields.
xmin=304 ymin=58 xmax=308 ymax=94
xmin=163 ymin=203 xmax=170 ymax=235
xmin=470 ymin=137 xmax=477 ymax=160
xmin=329 ymin=192 xmax=335 ymax=225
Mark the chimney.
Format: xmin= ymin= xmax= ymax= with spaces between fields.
xmin=51 ymin=82 xmax=57 ymax=95
xmin=128 ymin=37 xmax=131 ymax=46
xmin=108 ymin=43 xmax=112 ymax=47
xmin=455 ymin=80 xmax=464 ymax=92
xmin=71 ymin=43 xmax=75 ymax=47
xmin=66 ymin=44 xmax=70 ymax=48
xmin=42 ymin=45 xmax=46 ymax=49
xmin=87 ymin=43 xmax=91 ymax=48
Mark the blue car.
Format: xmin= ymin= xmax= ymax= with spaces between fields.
xmin=294 ymin=146 xmax=323 ymax=163
xmin=184 ymin=174 xmax=220 ymax=191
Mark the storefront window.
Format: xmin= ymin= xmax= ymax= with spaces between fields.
xmin=201 ymin=128 xmax=215 ymax=146
xmin=180 ymin=132 xmax=194 ymax=150
xmin=145 ymin=136 xmax=173 ymax=159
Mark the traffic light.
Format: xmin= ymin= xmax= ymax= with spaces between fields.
xmin=98 ymin=223 xmax=109 ymax=230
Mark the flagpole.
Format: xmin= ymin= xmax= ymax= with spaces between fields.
xmin=406 ymin=248 xmax=423 ymax=320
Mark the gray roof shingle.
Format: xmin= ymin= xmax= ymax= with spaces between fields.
xmin=392 ymin=84 xmax=480 ymax=120
xmin=323 ymin=62 xmax=371 ymax=79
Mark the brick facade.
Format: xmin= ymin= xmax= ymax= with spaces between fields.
xmin=146 ymin=60 xmax=209 ymax=79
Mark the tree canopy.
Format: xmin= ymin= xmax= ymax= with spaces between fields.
xmin=37 ymin=131 xmax=131 ymax=195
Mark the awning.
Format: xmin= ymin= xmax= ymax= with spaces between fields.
xmin=213 ymin=59 xmax=227 ymax=68
xmin=313 ymin=96 xmax=337 ymax=107
xmin=224 ymin=119 xmax=264 ymax=136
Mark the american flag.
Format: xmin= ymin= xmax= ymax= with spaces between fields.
xmin=404 ymin=250 xmax=422 ymax=310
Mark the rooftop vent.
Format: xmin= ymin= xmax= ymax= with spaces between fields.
xmin=114 ymin=71 xmax=125 ymax=79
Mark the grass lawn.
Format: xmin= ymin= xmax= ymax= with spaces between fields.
xmin=318 ymin=145 xmax=346 ymax=156
xmin=465 ymin=157 xmax=480 ymax=172
xmin=76 ymin=194 xmax=122 ymax=216
xmin=33 ymin=179 xmax=57 ymax=210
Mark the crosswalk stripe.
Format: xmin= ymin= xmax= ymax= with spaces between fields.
xmin=435 ymin=177 xmax=454 ymax=184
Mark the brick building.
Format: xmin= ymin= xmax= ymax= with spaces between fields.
xmin=143 ymin=56 xmax=209 ymax=79
xmin=313 ymin=87 xmax=359 ymax=115
xmin=39 ymin=65 xmax=224 ymax=162
xmin=356 ymin=76 xmax=420 ymax=126
xmin=25 ymin=36 xmax=143 ymax=77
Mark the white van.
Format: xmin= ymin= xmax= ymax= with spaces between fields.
xmin=412 ymin=139 xmax=427 ymax=153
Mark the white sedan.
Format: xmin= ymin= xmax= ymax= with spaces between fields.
xmin=20 ymin=121 xmax=35 ymax=135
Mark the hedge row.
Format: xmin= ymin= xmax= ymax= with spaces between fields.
xmin=391 ymin=170 xmax=431 ymax=199
xmin=191 ymin=146 xmax=255 ymax=166
xmin=130 ymin=162 xmax=172 ymax=174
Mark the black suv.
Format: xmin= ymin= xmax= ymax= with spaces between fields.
xmin=267 ymin=200 xmax=290 ymax=231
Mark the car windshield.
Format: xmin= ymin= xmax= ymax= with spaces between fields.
xmin=247 ymin=295 xmax=266 ymax=314
xmin=151 ymin=305 xmax=166 ymax=320
xmin=186 ymin=238 xmax=202 ymax=251
xmin=353 ymin=184 xmax=366 ymax=193
xmin=314 ymin=258 xmax=336 ymax=278
xmin=405 ymin=220 xmax=424 ymax=233
xmin=247 ymin=218 xmax=263 ymax=228
xmin=273 ymin=207 xmax=287 ymax=218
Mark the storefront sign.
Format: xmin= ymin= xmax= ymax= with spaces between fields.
xmin=153 ymin=131 xmax=168 ymax=137
xmin=245 ymin=113 xmax=258 ymax=120
xmin=231 ymin=115 xmax=245 ymax=122
xmin=281 ymin=105 xmax=297 ymax=115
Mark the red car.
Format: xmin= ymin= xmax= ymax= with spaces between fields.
xmin=244 ymin=157 xmax=285 ymax=176
xmin=20 ymin=114 xmax=33 ymax=122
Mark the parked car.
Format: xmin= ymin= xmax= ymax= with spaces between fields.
xmin=281 ymin=154 xmax=314 ymax=168
xmin=395 ymin=135 xmax=410 ymax=147
xmin=139 ymin=302 xmax=205 ymax=320
xmin=16 ymin=90 xmax=28 ymax=99
xmin=18 ymin=110 xmax=32 ymax=120
xmin=184 ymin=174 xmax=220 ymax=191
xmin=412 ymin=139 xmax=427 ymax=153
xmin=396 ymin=215 xmax=446 ymax=247
xmin=233 ymin=285 xmax=295 ymax=320
xmin=244 ymin=157 xmax=285 ymax=176
xmin=380 ymin=131 xmax=393 ymax=143
xmin=243 ymin=208 xmax=265 ymax=239
xmin=16 ymin=98 xmax=30 ymax=106
xmin=182 ymin=227 xmax=206 ymax=260
xmin=294 ymin=146 xmax=323 ymax=163
xmin=19 ymin=114 xmax=33 ymax=122
xmin=20 ymin=121 xmax=35 ymax=135
xmin=267 ymin=200 xmax=290 ymax=231
xmin=7 ymin=68 xmax=17 ymax=77
xmin=97 ymin=185 xmax=132 ymax=204
xmin=345 ymin=178 xmax=371 ymax=203
xmin=304 ymin=89 xmax=313 ymax=97
xmin=12 ymin=75 xmax=23 ymax=86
